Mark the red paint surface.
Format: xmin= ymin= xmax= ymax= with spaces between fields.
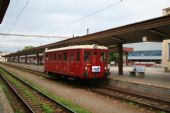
xmin=44 ymin=49 xmax=109 ymax=79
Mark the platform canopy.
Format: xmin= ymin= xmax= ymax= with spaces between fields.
xmin=4 ymin=15 xmax=170 ymax=57
xmin=0 ymin=0 xmax=10 ymax=23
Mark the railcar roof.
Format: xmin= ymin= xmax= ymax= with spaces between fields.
xmin=45 ymin=45 xmax=107 ymax=52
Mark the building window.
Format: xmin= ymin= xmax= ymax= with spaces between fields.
xmin=128 ymin=50 xmax=162 ymax=57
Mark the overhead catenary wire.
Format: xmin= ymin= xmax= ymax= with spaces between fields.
xmin=0 ymin=32 xmax=70 ymax=39
xmin=7 ymin=0 xmax=30 ymax=33
xmin=36 ymin=0 xmax=78 ymax=32
xmin=1 ymin=0 xmax=122 ymax=39
xmin=51 ymin=0 xmax=122 ymax=33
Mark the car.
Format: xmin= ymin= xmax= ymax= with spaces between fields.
xmin=44 ymin=45 xmax=110 ymax=79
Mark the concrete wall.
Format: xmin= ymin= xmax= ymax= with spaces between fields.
xmin=162 ymin=40 xmax=170 ymax=72
xmin=108 ymin=79 xmax=170 ymax=102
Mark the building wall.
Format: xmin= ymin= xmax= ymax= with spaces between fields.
xmin=162 ymin=40 xmax=170 ymax=71
xmin=123 ymin=42 xmax=162 ymax=65
xmin=163 ymin=7 xmax=170 ymax=16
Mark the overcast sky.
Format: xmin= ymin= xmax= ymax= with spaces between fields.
xmin=0 ymin=0 xmax=170 ymax=52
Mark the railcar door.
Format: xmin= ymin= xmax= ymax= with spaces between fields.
xmin=92 ymin=51 xmax=100 ymax=73
xmin=92 ymin=51 xmax=97 ymax=65
xmin=69 ymin=51 xmax=75 ymax=76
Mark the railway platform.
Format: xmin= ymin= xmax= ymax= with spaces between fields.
xmin=109 ymin=66 xmax=170 ymax=102
xmin=0 ymin=87 xmax=14 ymax=113
xmin=4 ymin=62 xmax=44 ymax=72
xmin=1 ymin=62 xmax=170 ymax=102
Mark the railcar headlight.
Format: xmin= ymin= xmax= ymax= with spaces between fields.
xmin=104 ymin=67 xmax=107 ymax=70
xmin=107 ymin=64 xmax=110 ymax=69
xmin=85 ymin=67 xmax=88 ymax=71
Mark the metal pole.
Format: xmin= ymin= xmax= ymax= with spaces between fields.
xmin=126 ymin=52 xmax=128 ymax=66
xmin=25 ymin=55 xmax=27 ymax=64
xmin=118 ymin=44 xmax=123 ymax=75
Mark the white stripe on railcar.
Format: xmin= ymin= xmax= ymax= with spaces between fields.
xmin=45 ymin=45 xmax=107 ymax=52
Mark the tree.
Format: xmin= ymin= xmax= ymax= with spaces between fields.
xmin=22 ymin=46 xmax=34 ymax=50
xmin=108 ymin=52 xmax=116 ymax=63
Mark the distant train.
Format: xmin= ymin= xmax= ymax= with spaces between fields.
xmin=44 ymin=45 xmax=110 ymax=79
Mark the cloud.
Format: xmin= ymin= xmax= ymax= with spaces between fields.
xmin=0 ymin=0 xmax=170 ymax=52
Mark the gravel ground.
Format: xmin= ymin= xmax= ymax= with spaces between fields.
xmin=0 ymin=64 xmax=155 ymax=113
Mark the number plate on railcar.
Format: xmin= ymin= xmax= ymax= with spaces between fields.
xmin=92 ymin=66 xmax=100 ymax=72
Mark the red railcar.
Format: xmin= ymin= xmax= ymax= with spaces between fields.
xmin=44 ymin=45 xmax=110 ymax=79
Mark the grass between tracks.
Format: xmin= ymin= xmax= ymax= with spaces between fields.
xmin=0 ymin=68 xmax=54 ymax=113
xmin=0 ymin=68 xmax=91 ymax=113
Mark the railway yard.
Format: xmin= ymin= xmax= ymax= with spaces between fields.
xmin=1 ymin=1 xmax=170 ymax=113
xmin=0 ymin=62 xmax=170 ymax=113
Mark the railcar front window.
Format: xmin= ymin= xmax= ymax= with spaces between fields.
xmin=76 ymin=52 xmax=80 ymax=61
xmin=84 ymin=51 xmax=91 ymax=62
xmin=100 ymin=52 xmax=106 ymax=62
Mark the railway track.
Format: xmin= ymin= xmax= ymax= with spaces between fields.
xmin=0 ymin=74 xmax=34 ymax=113
xmin=0 ymin=67 xmax=75 ymax=113
xmin=92 ymin=86 xmax=170 ymax=113
xmin=1 ymin=63 xmax=170 ymax=112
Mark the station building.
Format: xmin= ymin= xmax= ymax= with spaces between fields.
xmin=0 ymin=51 xmax=9 ymax=62
xmin=124 ymin=42 xmax=162 ymax=66
xmin=161 ymin=7 xmax=170 ymax=71
xmin=162 ymin=40 xmax=170 ymax=72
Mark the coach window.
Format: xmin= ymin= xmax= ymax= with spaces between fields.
xmin=64 ymin=52 xmax=68 ymax=61
xmin=70 ymin=52 xmax=74 ymax=61
xmin=100 ymin=52 xmax=106 ymax=62
xmin=58 ymin=53 xmax=61 ymax=61
xmin=76 ymin=52 xmax=80 ymax=61
xmin=49 ymin=53 xmax=52 ymax=61
xmin=54 ymin=53 xmax=56 ymax=60
xmin=84 ymin=51 xmax=91 ymax=62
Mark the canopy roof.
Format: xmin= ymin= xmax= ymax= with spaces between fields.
xmin=0 ymin=0 xmax=10 ymax=23
xmin=4 ymin=15 xmax=170 ymax=57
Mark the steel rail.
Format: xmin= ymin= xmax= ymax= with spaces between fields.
xmin=92 ymin=86 xmax=170 ymax=112
xmin=0 ymin=73 xmax=35 ymax=113
xmin=2 ymin=63 xmax=170 ymax=112
xmin=0 ymin=66 xmax=75 ymax=113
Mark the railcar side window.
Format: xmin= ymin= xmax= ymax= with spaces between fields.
xmin=100 ymin=52 xmax=106 ymax=62
xmin=58 ymin=53 xmax=61 ymax=61
xmin=76 ymin=52 xmax=80 ymax=61
xmin=64 ymin=52 xmax=68 ymax=61
xmin=54 ymin=53 xmax=56 ymax=60
xmin=84 ymin=51 xmax=91 ymax=62
xmin=56 ymin=53 xmax=58 ymax=61
xmin=94 ymin=52 xmax=97 ymax=56
xmin=70 ymin=52 xmax=74 ymax=61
